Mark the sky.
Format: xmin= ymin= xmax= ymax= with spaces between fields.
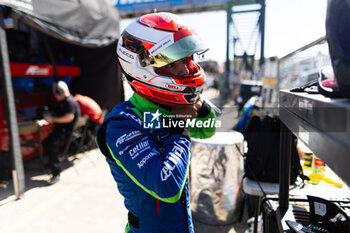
xmin=120 ymin=0 xmax=328 ymax=63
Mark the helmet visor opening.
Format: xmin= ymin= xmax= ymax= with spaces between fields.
xmin=139 ymin=34 xmax=208 ymax=68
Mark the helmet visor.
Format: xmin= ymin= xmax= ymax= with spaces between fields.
xmin=140 ymin=33 xmax=208 ymax=68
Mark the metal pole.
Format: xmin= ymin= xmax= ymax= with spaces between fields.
xmin=259 ymin=0 xmax=265 ymax=67
xmin=225 ymin=1 xmax=232 ymax=74
xmin=232 ymin=37 xmax=237 ymax=68
xmin=0 ymin=8 xmax=26 ymax=199
xmin=224 ymin=1 xmax=233 ymax=100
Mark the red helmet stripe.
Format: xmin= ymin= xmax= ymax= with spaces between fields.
xmin=148 ymin=88 xmax=183 ymax=103
xmin=148 ymin=75 xmax=160 ymax=82
xmin=139 ymin=14 xmax=178 ymax=32
xmin=173 ymin=29 xmax=197 ymax=42
xmin=131 ymin=80 xmax=186 ymax=104
xmin=142 ymin=41 xmax=155 ymax=50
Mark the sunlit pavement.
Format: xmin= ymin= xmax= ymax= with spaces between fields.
xmin=0 ymin=149 xmax=128 ymax=233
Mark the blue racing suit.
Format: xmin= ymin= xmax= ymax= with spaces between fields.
xmin=96 ymin=93 xmax=216 ymax=233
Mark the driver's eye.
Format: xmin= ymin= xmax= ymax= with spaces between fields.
xmin=165 ymin=57 xmax=187 ymax=69
xmin=166 ymin=63 xmax=174 ymax=69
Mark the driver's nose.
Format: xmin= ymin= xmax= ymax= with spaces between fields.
xmin=172 ymin=60 xmax=190 ymax=76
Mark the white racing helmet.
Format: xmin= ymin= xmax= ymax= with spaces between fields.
xmin=117 ymin=12 xmax=209 ymax=105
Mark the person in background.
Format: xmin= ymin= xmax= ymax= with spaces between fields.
xmin=73 ymin=94 xmax=103 ymax=124
xmin=74 ymin=93 xmax=104 ymax=148
xmin=96 ymin=12 xmax=216 ymax=233
xmin=43 ymin=81 xmax=80 ymax=184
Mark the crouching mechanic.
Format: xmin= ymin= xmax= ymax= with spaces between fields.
xmin=96 ymin=12 xmax=217 ymax=233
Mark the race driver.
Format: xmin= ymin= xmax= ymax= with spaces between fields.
xmin=96 ymin=12 xmax=216 ymax=233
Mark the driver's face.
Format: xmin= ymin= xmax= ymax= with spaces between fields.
xmin=158 ymin=58 xmax=189 ymax=76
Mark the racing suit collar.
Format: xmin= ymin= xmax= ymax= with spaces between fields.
xmin=130 ymin=93 xmax=172 ymax=115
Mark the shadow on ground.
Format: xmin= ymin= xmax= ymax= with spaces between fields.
xmin=0 ymin=155 xmax=79 ymax=204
